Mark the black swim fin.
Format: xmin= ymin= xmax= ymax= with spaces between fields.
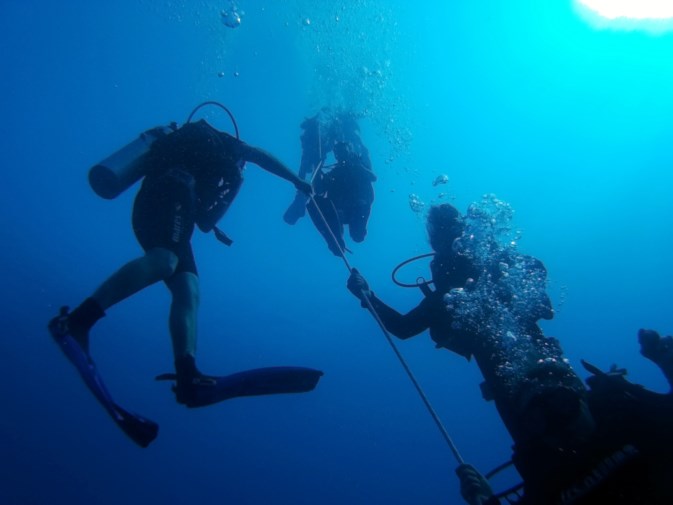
xmin=49 ymin=307 xmax=159 ymax=447
xmin=283 ymin=193 xmax=309 ymax=224
xmin=113 ymin=404 xmax=160 ymax=448
xmin=156 ymin=366 xmax=324 ymax=408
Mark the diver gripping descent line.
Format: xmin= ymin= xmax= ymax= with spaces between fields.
xmin=307 ymin=194 xmax=465 ymax=464
xmin=50 ymin=101 xmax=323 ymax=446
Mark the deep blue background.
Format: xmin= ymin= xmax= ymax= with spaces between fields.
xmin=2 ymin=1 xmax=672 ymax=504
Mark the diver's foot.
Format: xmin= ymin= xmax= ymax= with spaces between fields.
xmin=173 ymin=355 xmax=216 ymax=406
xmin=283 ymin=196 xmax=308 ymax=225
xmin=48 ymin=306 xmax=91 ymax=354
xmin=174 ymin=375 xmax=218 ymax=406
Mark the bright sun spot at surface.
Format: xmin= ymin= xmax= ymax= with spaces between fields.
xmin=578 ymin=0 xmax=673 ymax=20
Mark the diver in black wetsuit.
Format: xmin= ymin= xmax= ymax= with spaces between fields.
xmin=308 ymin=139 xmax=376 ymax=255
xmin=283 ymin=110 xmax=376 ymax=255
xmin=51 ymin=119 xmax=313 ymax=407
xmin=348 ymin=203 xmax=579 ymax=447
xmin=347 ymin=203 xmax=673 ymax=504
xmin=458 ymin=330 xmax=673 ymax=505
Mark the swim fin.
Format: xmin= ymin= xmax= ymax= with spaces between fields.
xmin=283 ymin=192 xmax=309 ymax=225
xmin=156 ymin=366 xmax=324 ymax=408
xmin=48 ymin=307 xmax=159 ymax=448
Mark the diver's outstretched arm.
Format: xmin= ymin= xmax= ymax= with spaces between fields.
xmin=347 ymin=269 xmax=430 ymax=339
xmin=240 ymin=143 xmax=312 ymax=195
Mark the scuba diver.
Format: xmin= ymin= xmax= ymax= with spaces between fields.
xmin=347 ymin=202 xmax=673 ymax=504
xmin=283 ymin=109 xmax=376 ymax=256
xmin=347 ymin=203 xmax=580 ymax=450
xmin=457 ymin=329 xmax=673 ymax=505
xmin=48 ymin=103 xmax=323 ymax=447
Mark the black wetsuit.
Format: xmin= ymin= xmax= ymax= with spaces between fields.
xmin=308 ymin=153 xmax=376 ymax=254
xmin=507 ymin=368 xmax=673 ymax=505
xmin=371 ymin=252 xmax=673 ymax=504
xmin=365 ymin=250 xmax=641 ymax=503
xmin=363 ymin=250 xmax=565 ymax=440
xmin=366 ymin=252 xmax=477 ymax=347
xmin=285 ymin=112 xmax=376 ymax=254
xmin=132 ymin=120 xmax=244 ymax=276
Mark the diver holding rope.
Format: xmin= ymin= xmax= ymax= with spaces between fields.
xmin=343 ymin=201 xmax=673 ymax=504
xmin=48 ymin=102 xmax=322 ymax=447
xmin=284 ymin=108 xmax=376 ymax=255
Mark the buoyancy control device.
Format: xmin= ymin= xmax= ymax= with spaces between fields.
xmin=88 ymin=101 xmax=240 ymax=200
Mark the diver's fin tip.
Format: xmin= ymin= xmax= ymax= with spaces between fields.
xmin=155 ymin=373 xmax=177 ymax=381
xmin=114 ymin=404 xmax=159 ymax=448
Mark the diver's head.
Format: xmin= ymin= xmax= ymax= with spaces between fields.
xmin=427 ymin=204 xmax=464 ymax=254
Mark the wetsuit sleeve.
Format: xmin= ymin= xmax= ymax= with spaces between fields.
xmin=239 ymin=143 xmax=305 ymax=188
xmin=366 ymin=293 xmax=432 ymax=340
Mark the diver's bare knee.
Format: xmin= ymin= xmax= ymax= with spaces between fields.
xmin=147 ymin=248 xmax=179 ymax=278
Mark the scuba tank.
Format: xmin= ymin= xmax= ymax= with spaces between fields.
xmin=88 ymin=102 xmax=241 ymax=246
xmin=89 ymin=102 xmax=239 ymax=200
xmin=88 ymin=124 xmax=177 ymax=199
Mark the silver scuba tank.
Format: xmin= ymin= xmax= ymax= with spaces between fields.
xmin=88 ymin=124 xmax=176 ymax=199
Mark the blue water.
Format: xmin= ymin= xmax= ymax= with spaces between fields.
xmin=2 ymin=1 xmax=673 ymax=504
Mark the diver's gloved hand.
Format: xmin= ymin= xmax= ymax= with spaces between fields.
xmin=294 ymin=178 xmax=313 ymax=196
xmin=455 ymin=464 xmax=496 ymax=505
xmin=639 ymin=329 xmax=673 ymax=389
xmin=347 ymin=268 xmax=372 ymax=304
xmin=639 ymin=329 xmax=673 ymax=364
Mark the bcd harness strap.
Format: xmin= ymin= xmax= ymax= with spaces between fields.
xmin=213 ymin=226 xmax=233 ymax=246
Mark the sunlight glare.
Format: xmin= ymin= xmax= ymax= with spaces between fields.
xmin=578 ymin=0 xmax=673 ymax=20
